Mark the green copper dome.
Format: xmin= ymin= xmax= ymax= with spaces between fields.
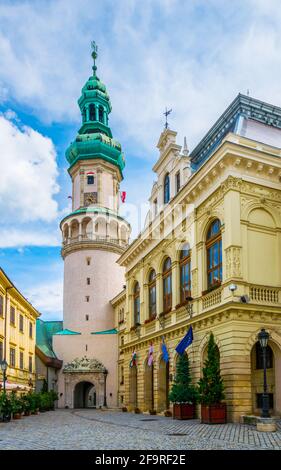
xmin=66 ymin=42 xmax=125 ymax=178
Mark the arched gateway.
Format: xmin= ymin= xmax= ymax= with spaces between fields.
xmin=63 ymin=356 xmax=108 ymax=409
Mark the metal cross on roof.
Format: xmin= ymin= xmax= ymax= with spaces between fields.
xmin=91 ymin=41 xmax=98 ymax=74
xmin=164 ymin=107 xmax=172 ymax=129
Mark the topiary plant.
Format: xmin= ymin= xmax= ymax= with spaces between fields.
xmin=198 ymin=332 xmax=225 ymax=405
xmin=169 ymin=353 xmax=198 ymax=404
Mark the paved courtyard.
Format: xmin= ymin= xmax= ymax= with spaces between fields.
xmin=0 ymin=409 xmax=281 ymax=450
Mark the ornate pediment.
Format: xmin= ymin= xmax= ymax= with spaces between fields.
xmin=63 ymin=356 xmax=106 ymax=373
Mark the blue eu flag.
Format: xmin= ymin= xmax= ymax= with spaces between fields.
xmin=161 ymin=338 xmax=169 ymax=363
xmin=175 ymin=326 xmax=193 ymax=356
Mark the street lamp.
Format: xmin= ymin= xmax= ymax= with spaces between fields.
xmin=0 ymin=360 xmax=8 ymax=393
xmin=257 ymin=328 xmax=270 ymax=418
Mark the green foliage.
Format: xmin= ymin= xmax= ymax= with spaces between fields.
xmin=198 ymin=332 xmax=225 ymax=405
xmin=0 ymin=390 xmax=58 ymax=417
xmin=169 ymin=354 xmax=198 ymax=404
xmin=10 ymin=392 xmax=23 ymax=414
xmin=0 ymin=392 xmax=12 ymax=415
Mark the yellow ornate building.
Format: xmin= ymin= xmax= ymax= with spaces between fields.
xmin=113 ymin=94 xmax=281 ymax=423
xmin=0 ymin=268 xmax=40 ymax=392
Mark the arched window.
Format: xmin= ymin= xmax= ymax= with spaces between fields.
xmin=180 ymin=243 xmax=191 ymax=303
xmin=164 ymin=174 xmax=170 ymax=204
xmin=89 ymin=104 xmax=95 ymax=121
xmin=98 ymin=106 xmax=104 ymax=123
xmin=133 ymin=282 xmax=140 ymax=325
xmin=148 ymin=269 xmax=156 ymax=318
xmin=163 ymin=257 xmax=172 ymax=312
xmin=206 ymin=219 xmax=222 ymax=288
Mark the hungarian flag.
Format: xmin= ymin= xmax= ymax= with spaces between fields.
xmin=121 ymin=191 xmax=126 ymax=203
xmin=130 ymin=350 xmax=137 ymax=368
xmin=148 ymin=344 xmax=153 ymax=367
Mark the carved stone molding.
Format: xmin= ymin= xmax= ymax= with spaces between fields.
xmin=225 ymin=246 xmax=242 ymax=279
xmin=63 ymin=356 xmax=106 ymax=373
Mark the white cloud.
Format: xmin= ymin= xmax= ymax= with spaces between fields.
xmin=0 ymin=228 xmax=60 ymax=248
xmin=1 ymin=0 xmax=281 ymax=159
xmin=25 ymin=278 xmax=63 ymax=320
xmin=0 ymin=113 xmax=59 ymax=223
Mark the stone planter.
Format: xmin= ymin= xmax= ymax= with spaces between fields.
xmin=201 ymin=403 xmax=227 ymax=424
xmin=13 ymin=413 xmax=22 ymax=420
xmin=257 ymin=417 xmax=277 ymax=432
xmin=173 ymin=403 xmax=196 ymax=420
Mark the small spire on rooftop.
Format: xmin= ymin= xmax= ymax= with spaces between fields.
xmin=182 ymin=136 xmax=189 ymax=156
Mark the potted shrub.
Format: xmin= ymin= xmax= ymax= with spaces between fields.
xmin=0 ymin=392 xmax=12 ymax=422
xmin=169 ymin=353 xmax=198 ymax=420
xmin=10 ymin=392 xmax=23 ymax=419
xmin=30 ymin=392 xmax=40 ymax=414
xmin=149 ymin=409 xmax=157 ymax=415
xmin=22 ymin=394 xmax=32 ymax=416
xmin=198 ymin=332 xmax=226 ymax=424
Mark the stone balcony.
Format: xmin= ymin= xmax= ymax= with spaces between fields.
xmin=61 ymin=233 xmax=128 ymax=257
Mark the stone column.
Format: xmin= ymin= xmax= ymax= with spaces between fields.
xmin=95 ymin=105 xmax=99 ymax=122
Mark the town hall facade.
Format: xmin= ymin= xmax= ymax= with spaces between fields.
xmin=42 ymin=45 xmax=281 ymax=422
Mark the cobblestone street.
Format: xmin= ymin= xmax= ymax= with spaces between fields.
xmin=0 ymin=409 xmax=281 ymax=450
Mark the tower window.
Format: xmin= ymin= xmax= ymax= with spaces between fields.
xmin=89 ymin=104 xmax=95 ymax=121
xmin=98 ymin=106 xmax=104 ymax=123
xmin=86 ymin=344 xmax=88 ymax=351
xmin=86 ymin=296 xmax=90 ymax=302
xmin=85 ymin=314 xmax=89 ymax=321
xmin=86 ymin=257 xmax=91 ymax=265
xmin=87 ymin=278 xmax=91 ymax=285
xmin=87 ymin=175 xmax=94 ymax=185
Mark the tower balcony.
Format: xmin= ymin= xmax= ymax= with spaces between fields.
xmin=61 ymin=233 xmax=128 ymax=258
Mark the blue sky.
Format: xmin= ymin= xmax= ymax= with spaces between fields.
xmin=0 ymin=0 xmax=281 ymax=320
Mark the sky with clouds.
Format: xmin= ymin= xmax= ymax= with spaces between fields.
xmin=0 ymin=0 xmax=280 ymax=320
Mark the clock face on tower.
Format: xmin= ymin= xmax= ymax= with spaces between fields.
xmin=84 ymin=192 xmax=98 ymax=206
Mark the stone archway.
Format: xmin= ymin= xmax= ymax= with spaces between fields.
xmin=74 ymin=381 xmax=96 ymax=408
xmin=62 ymin=356 xmax=107 ymax=409
xmin=158 ymin=357 xmax=169 ymax=412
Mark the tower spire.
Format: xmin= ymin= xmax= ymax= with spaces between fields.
xmin=182 ymin=136 xmax=189 ymax=156
xmin=91 ymin=40 xmax=98 ymax=76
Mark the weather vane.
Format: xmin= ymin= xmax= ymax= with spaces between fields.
xmin=164 ymin=107 xmax=172 ymax=129
xmin=91 ymin=41 xmax=98 ymax=74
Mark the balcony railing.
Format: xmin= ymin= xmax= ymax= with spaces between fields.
xmin=249 ymin=285 xmax=280 ymax=304
xmin=63 ymin=234 xmax=128 ymax=248
xmin=202 ymin=286 xmax=222 ymax=309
